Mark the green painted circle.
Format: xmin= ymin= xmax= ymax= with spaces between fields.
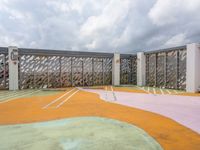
xmin=0 ymin=117 xmax=163 ymax=150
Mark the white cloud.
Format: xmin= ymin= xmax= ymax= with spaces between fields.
xmin=85 ymin=41 xmax=97 ymax=49
xmin=148 ymin=0 xmax=200 ymax=26
xmin=46 ymin=1 xmax=70 ymax=13
xmin=80 ymin=0 xmax=136 ymax=50
xmin=164 ymin=33 xmax=188 ymax=47
xmin=0 ymin=25 xmax=24 ymax=46
xmin=80 ymin=0 xmax=132 ymax=36
xmin=111 ymin=25 xmax=132 ymax=48
xmin=0 ymin=0 xmax=199 ymax=52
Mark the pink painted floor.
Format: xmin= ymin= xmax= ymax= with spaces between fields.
xmin=81 ymin=88 xmax=200 ymax=134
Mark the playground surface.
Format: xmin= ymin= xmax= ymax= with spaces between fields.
xmin=0 ymin=86 xmax=200 ymax=150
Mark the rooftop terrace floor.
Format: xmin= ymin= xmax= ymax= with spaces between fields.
xmin=0 ymin=86 xmax=199 ymax=150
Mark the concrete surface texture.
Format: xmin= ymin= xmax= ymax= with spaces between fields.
xmin=82 ymin=88 xmax=200 ymax=134
xmin=0 ymin=117 xmax=163 ymax=150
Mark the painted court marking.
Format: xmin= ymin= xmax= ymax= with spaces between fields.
xmin=111 ymin=86 xmax=117 ymax=101
xmin=147 ymin=87 xmax=150 ymax=93
xmin=166 ymin=90 xmax=172 ymax=94
xmin=173 ymin=90 xmax=178 ymax=94
xmin=0 ymin=91 xmax=16 ymax=97
xmin=82 ymin=88 xmax=200 ymax=134
xmin=55 ymin=90 xmax=79 ymax=108
xmin=135 ymin=86 xmax=186 ymax=96
xmin=0 ymin=90 xmax=34 ymax=100
xmin=0 ymin=90 xmax=40 ymax=104
xmin=43 ymin=88 xmax=76 ymax=109
xmin=160 ymin=88 xmax=164 ymax=95
xmin=136 ymin=86 xmax=152 ymax=94
xmin=153 ymin=88 xmax=156 ymax=95
xmin=105 ymin=86 xmax=108 ymax=100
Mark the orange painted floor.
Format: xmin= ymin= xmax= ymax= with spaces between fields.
xmin=0 ymin=88 xmax=200 ymax=150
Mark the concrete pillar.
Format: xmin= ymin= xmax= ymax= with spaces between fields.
xmin=112 ymin=53 xmax=120 ymax=86
xmin=137 ymin=52 xmax=146 ymax=86
xmin=8 ymin=46 xmax=19 ymax=90
xmin=186 ymin=43 xmax=200 ymax=93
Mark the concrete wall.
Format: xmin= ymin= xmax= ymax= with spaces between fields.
xmin=8 ymin=46 xmax=19 ymax=90
xmin=5 ymin=43 xmax=200 ymax=92
xmin=112 ymin=53 xmax=120 ymax=86
xmin=137 ymin=52 xmax=146 ymax=86
xmin=186 ymin=43 xmax=200 ymax=93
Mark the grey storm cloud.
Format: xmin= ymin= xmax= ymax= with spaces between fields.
xmin=0 ymin=0 xmax=200 ymax=53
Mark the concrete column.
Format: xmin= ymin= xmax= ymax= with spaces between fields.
xmin=137 ymin=52 xmax=146 ymax=86
xmin=112 ymin=53 xmax=120 ymax=86
xmin=186 ymin=43 xmax=200 ymax=93
xmin=8 ymin=46 xmax=19 ymax=90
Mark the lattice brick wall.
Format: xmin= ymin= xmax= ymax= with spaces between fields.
xmin=145 ymin=47 xmax=186 ymax=90
xmin=19 ymin=51 xmax=112 ymax=89
xmin=0 ymin=48 xmax=9 ymax=89
xmin=120 ymin=55 xmax=137 ymax=85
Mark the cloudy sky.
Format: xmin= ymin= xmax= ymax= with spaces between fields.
xmin=0 ymin=0 xmax=200 ymax=53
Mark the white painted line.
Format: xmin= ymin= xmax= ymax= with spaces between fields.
xmin=0 ymin=90 xmax=40 ymax=104
xmin=0 ymin=90 xmax=33 ymax=100
xmin=160 ymin=88 xmax=164 ymax=95
xmin=148 ymin=87 xmax=150 ymax=93
xmin=0 ymin=90 xmax=22 ymax=97
xmin=0 ymin=90 xmax=36 ymax=101
xmin=153 ymin=88 xmax=156 ymax=94
xmin=55 ymin=90 xmax=79 ymax=108
xmin=43 ymin=88 xmax=75 ymax=109
xmin=173 ymin=90 xmax=178 ymax=94
xmin=111 ymin=86 xmax=117 ymax=101
xmin=176 ymin=90 xmax=185 ymax=94
xmin=110 ymin=86 xmax=113 ymax=92
xmin=166 ymin=90 xmax=171 ymax=94
xmin=0 ymin=91 xmax=13 ymax=96
xmin=174 ymin=90 xmax=186 ymax=94
xmin=136 ymin=86 xmax=152 ymax=94
xmin=105 ymin=86 xmax=108 ymax=100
